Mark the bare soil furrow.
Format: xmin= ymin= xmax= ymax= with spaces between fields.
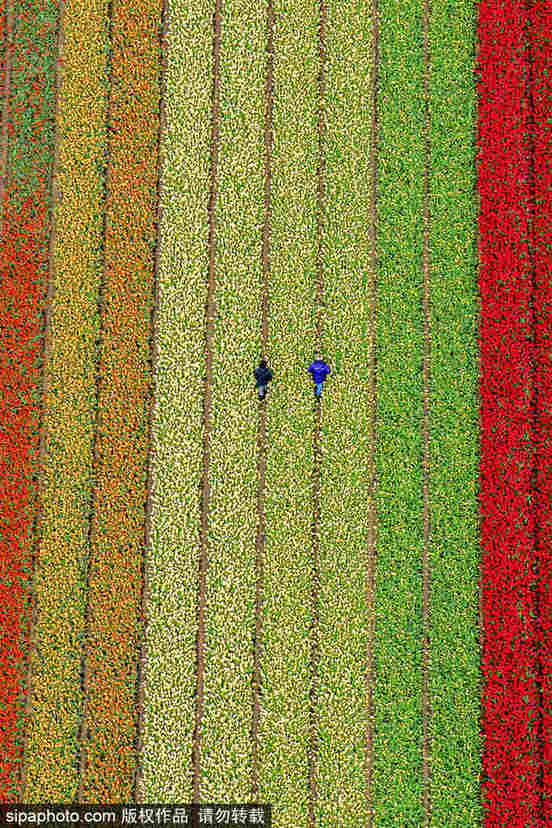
xmin=308 ymin=1 xmax=327 ymax=823
xmin=251 ymin=0 xmax=274 ymax=800
xmin=366 ymin=0 xmax=380 ymax=821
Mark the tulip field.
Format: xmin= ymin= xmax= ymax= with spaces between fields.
xmin=2 ymin=0 xmax=552 ymax=825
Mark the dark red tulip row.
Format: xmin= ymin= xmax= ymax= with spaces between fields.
xmin=531 ymin=1 xmax=552 ymax=822
xmin=479 ymin=1 xmax=552 ymax=824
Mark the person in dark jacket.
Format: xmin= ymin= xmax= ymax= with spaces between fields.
xmin=254 ymin=359 xmax=273 ymax=400
xmin=308 ymin=356 xmax=331 ymax=398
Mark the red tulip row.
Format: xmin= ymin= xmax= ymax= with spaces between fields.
xmin=0 ymin=0 xmax=60 ymax=801
xmin=531 ymin=2 xmax=552 ymax=821
xmin=479 ymin=1 xmax=549 ymax=824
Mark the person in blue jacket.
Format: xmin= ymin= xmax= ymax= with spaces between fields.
xmin=308 ymin=355 xmax=331 ymax=398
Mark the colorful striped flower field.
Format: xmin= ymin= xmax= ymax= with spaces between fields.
xmin=1 ymin=0 xmax=551 ymax=825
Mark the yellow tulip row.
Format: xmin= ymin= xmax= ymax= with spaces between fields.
xmin=257 ymin=0 xmax=319 ymax=823
xmin=197 ymin=0 xmax=265 ymax=801
xmin=138 ymin=0 xmax=212 ymax=801
xmin=316 ymin=4 xmax=376 ymax=823
xmin=24 ymin=0 xmax=111 ymax=802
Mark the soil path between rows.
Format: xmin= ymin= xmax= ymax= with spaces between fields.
xmin=366 ymin=0 xmax=379 ymax=821
xmin=134 ymin=0 xmax=168 ymax=805
xmin=422 ymin=0 xmax=433 ymax=822
xmin=251 ymin=0 xmax=274 ymax=801
xmin=307 ymin=1 xmax=327 ymax=823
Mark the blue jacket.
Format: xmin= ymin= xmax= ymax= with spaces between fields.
xmin=254 ymin=363 xmax=273 ymax=386
xmin=308 ymin=360 xmax=331 ymax=384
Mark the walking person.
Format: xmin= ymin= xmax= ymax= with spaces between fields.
xmin=254 ymin=358 xmax=273 ymax=401
xmin=308 ymin=355 xmax=331 ymax=398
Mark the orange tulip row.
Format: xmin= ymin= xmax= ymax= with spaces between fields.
xmin=78 ymin=0 xmax=162 ymax=803
xmin=23 ymin=0 xmax=111 ymax=801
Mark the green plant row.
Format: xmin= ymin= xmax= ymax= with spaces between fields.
xmin=6 ymin=0 xmax=58 ymax=203
xmin=139 ymin=0 xmax=212 ymax=801
xmin=427 ymin=1 xmax=481 ymax=823
xmin=373 ymin=0 xmax=426 ymax=823
xmin=373 ymin=0 xmax=481 ymax=824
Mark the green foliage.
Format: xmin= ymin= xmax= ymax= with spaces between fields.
xmin=374 ymin=0 xmax=481 ymax=824
xmin=428 ymin=0 xmax=481 ymax=823
xmin=374 ymin=1 xmax=426 ymax=823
